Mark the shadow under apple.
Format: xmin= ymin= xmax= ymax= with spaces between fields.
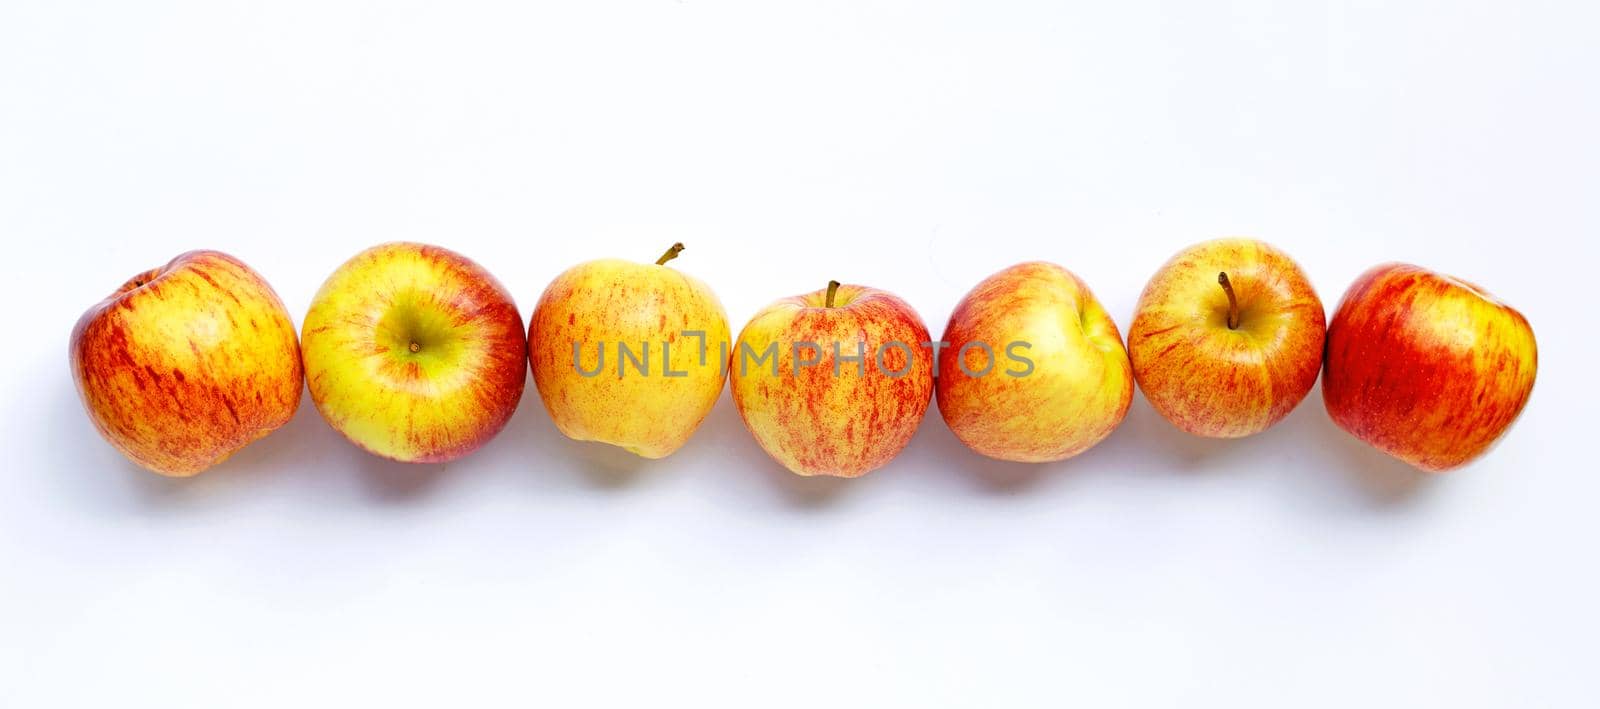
xmin=493 ymin=371 xmax=657 ymax=491
xmin=900 ymin=397 xmax=1081 ymax=495
xmin=690 ymin=389 xmax=860 ymax=509
xmin=49 ymin=378 xmax=344 ymax=512
xmin=1111 ymin=379 xmax=1435 ymax=511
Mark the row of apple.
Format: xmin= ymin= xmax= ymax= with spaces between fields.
xmin=70 ymin=239 xmax=1537 ymax=479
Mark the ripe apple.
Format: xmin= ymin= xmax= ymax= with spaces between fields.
xmin=1127 ymin=238 xmax=1326 ymax=438
xmin=936 ymin=262 xmax=1133 ymax=462
xmin=730 ymin=281 xmax=934 ymax=478
xmin=1323 ymin=263 xmax=1537 ymax=472
xmin=70 ymin=250 xmax=303 ymax=477
xmin=527 ymin=243 xmax=730 ymax=458
xmin=301 ymin=242 xmax=526 ymax=463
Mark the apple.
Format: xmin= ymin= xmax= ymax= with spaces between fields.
xmin=936 ymin=262 xmax=1133 ymax=462
xmin=1127 ymin=238 xmax=1326 ymax=438
xmin=730 ymin=281 xmax=934 ymax=478
xmin=301 ymin=242 xmax=526 ymax=463
xmin=1323 ymin=263 xmax=1537 ymax=472
xmin=70 ymin=250 xmax=303 ymax=477
xmin=527 ymin=243 xmax=730 ymax=458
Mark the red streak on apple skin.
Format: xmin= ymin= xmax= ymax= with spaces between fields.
xmin=70 ymin=251 xmax=303 ymax=476
xmin=1322 ymin=263 xmax=1537 ymax=472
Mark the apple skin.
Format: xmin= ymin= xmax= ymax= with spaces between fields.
xmin=70 ymin=250 xmax=303 ymax=477
xmin=1323 ymin=263 xmax=1537 ymax=472
xmin=1128 ymin=239 xmax=1326 ymax=438
xmin=527 ymin=247 xmax=730 ymax=459
xmin=730 ymin=284 xmax=934 ymax=478
xmin=936 ymin=262 xmax=1133 ymax=462
xmin=301 ymin=242 xmax=526 ymax=463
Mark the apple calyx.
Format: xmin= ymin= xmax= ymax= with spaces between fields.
xmin=409 ymin=341 xmax=421 ymax=353
xmin=825 ymin=280 xmax=841 ymax=308
xmin=1217 ymin=271 xmax=1240 ymax=330
xmin=655 ymin=242 xmax=686 ymax=266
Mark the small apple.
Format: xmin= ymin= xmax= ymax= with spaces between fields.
xmin=936 ymin=262 xmax=1133 ymax=462
xmin=301 ymin=242 xmax=526 ymax=463
xmin=70 ymin=250 xmax=303 ymax=477
xmin=1127 ymin=238 xmax=1326 ymax=438
xmin=1323 ymin=263 xmax=1536 ymax=472
xmin=527 ymin=243 xmax=730 ymax=458
xmin=730 ymin=281 xmax=934 ymax=478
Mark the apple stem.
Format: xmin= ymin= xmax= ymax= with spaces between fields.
xmin=825 ymin=280 xmax=841 ymax=308
xmin=1218 ymin=272 xmax=1240 ymax=330
xmin=655 ymin=243 xmax=686 ymax=266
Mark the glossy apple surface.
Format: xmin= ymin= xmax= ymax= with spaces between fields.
xmin=527 ymin=244 xmax=730 ymax=459
xmin=936 ymin=262 xmax=1133 ymax=462
xmin=301 ymin=242 xmax=526 ymax=463
xmin=1128 ymin=238 xmax=1326 ymax=437
xmin=70 ymin=250 xmax=303 ymax=476
xmin=731 ymin=282 xmax=933 ymax=478
xmin=1323 ymin=263 xmax=1536 ymax=472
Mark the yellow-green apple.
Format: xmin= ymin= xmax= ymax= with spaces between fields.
xmin=527 ymin=244 xmax=729 ymax=458
xmin=70 ymin=250 xmax=303 ymax=477
xmin=301 ymin=242 xmax=526 ymax=463
xmin=1323 ymin=263 xmax=1537 ymax=472
xmin=730 ymin=281 xmax=934 ymax=478
xmin=1127 ymin=239 xmax=1326 ymax=438
xmin=936 ymin=262 xmax=1133 ymax=462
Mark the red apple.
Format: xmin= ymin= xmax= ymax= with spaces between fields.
xmin=936 ymin=262 xmax=1133 ymax=462
xmin=1323 ymin=263 xmax=1537 ymax=472
xmin=70 ymin=251 xmax=304 ymax=476
xmin=730 ymin=281 xmax=933 ymax=477
xmin=1128 ymin=239 xmax=1326 ymax=438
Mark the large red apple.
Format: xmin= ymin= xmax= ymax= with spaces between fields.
xmin=70 ymin=250 xmax=304 ymax=477
xmin=1323 ymin=263 xmax=1537 ymax=472
xmin=730 ymin=281 xmax=933 ymax=477
xmin=1128 ymin=238 xmax=1326 ymax=438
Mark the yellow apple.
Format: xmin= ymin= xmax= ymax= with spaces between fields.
xmin=70 ymin=250 xmax=303 ymax=477
xmin=1128 ymin=238 xmax=1326 ymax=437
xmin=936 ymin=262 xmax=1133 ymax=462
xmin=730 ymin=281 xmax=934 ymax=477
xmin=527 ymin=244 xmax=730 ymax=458
xmin=301 ymin=242 xmax=527 ymax=463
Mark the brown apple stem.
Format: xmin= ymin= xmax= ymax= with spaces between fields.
xmin=1217 ymin=272 xmax=1240 ymax=330
xmin=825 ymin=280 xmax=841 ymax=308
xmin=655 ymin=243 xmax=686 ymax=265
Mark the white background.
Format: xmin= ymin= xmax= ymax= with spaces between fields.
xmin=3 ymin=1 xmax=1596 ymax=706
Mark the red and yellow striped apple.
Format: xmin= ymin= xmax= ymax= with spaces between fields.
xmin=70 ymin=250 xmax=303 ymax=477
xmin=1128 ymin=239 xmax=1326 ymax=438
xmin=527 ymin=244 xmax=730 ymax=459
xmin=730 ymin=281 xmax=934 ymax=478
xmin=1323 ymin=263 xmax=1537 ymax=472
xmin=936 ymin=262 xmax=1133 ymax=462
xmin=301 ymin=242 xmax=526 ymax=463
